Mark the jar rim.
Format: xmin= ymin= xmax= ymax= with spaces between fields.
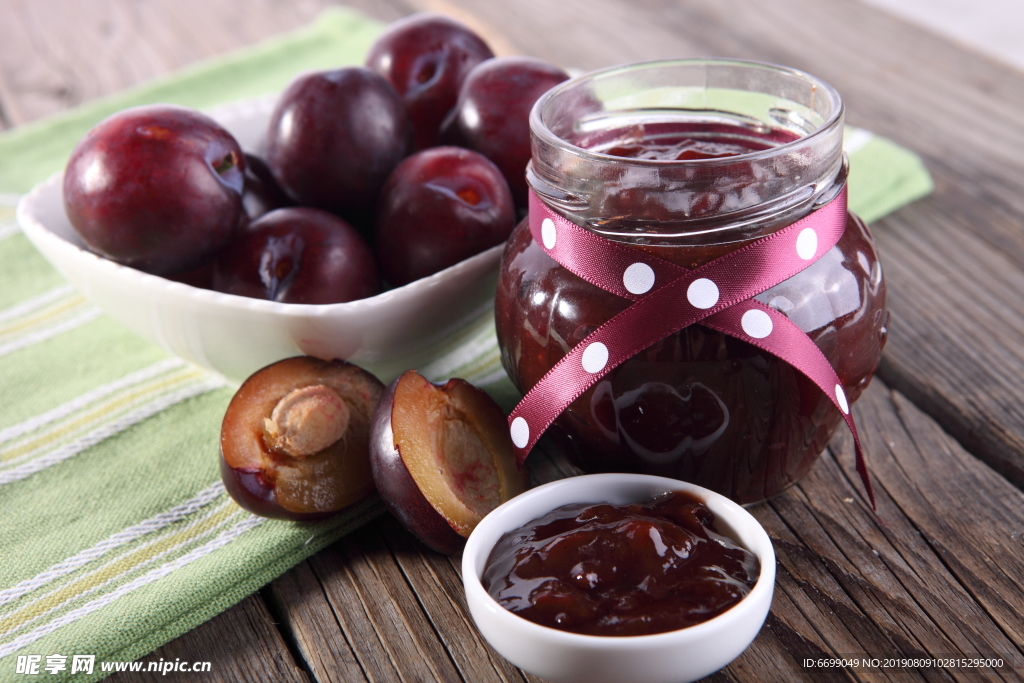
xmin=530 ymin=57 xmax=845 ymax=169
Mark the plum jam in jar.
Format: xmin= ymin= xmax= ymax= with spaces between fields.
xmin=495 ymin=59 xmax=887 ymax=504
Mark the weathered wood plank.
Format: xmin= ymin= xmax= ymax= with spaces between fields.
xmin=265 ymin=562 xmax=369 ymax=683
xmin=0 ymin=0 xmax=338 ymax=126
xmin=282 ymin=535 xmax=401 ymax=683
xmin=305 ymin=522 xmax=465 ymax=682
xmin=749 ymin=380 xmax=1024 ymax=680
xmin=378 ymin=514 xmax=533 ymax=683
xmin=875 ymin=203 xmax=1024 ymax=489
xmin=107 ymin=593 xmax=310 ymax=683
xmin=858 ymin=390 xmax=1024 ymax=650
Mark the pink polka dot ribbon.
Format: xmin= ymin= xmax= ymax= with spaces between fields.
xmin=509 ymin=187 xmax=875 ymax=508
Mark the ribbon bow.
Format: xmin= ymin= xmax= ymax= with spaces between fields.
xmin=508 ymin=187 xmax=875 ymax=508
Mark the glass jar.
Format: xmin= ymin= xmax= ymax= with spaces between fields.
xmin=495 ymin=59 xmax=887 ymax=505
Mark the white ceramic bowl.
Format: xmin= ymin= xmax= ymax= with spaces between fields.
xmin=16 ymin=95 xmax=502 ymax=384
xmin=462 ymin=474 xmax=776 ymax=683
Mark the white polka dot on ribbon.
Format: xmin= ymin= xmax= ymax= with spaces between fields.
xmin=796 ymin=228 xmax=818 ymax=260
xmin=541 ymin=218 xmax=557 ymax=250
xmin=581 ymin=342 xmax=609 ymax=373
xmin=741 ymin=308 xmax=773 ymax=338
xmin=510 ymin=416 xmax=530 ymax=448
xmin=687 ymin=278 xmax=719 ymax=309
xmin=835 ymin=384 xmax=849 ymax=414
xmin=623 ymin=262 xmax=655 ymax=295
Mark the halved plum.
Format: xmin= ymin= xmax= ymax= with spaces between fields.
xmin=220 ymin=356 xmax=385 ymax=520
xmin=370 ymin=370 xmax=527 ymax=554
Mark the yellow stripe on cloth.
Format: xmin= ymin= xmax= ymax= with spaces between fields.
xmin=0 ymin=288 xmax=101 ymax=358
xmin=0 ymin=482 xmax=226 ymax=607
xmin=0 ymin=497 xmax=238 ymax=638
xmin=0 ymin=513 xmax=266 ymax=658
xmin=0 ymin=364 xmax=218 ymax=466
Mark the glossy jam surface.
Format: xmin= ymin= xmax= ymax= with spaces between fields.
xmin=495 ymin=124 xmax=888 ymax=504
xmin=584 ymin=121 xmax=780 ymax=162
xmin=482 ymin=490 xmax=760 ymax=636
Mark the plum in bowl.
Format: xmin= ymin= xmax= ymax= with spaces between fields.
xmin=16 ymin=94 xmax=503 ymax=384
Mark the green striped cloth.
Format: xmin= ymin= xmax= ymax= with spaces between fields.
xmin=0 ymin=7 xmax=932 ymax=682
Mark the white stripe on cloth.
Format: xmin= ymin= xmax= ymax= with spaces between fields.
xmin=466 ymin=367 xmax=511 ymax=389
xmin=0 ymin=513 xmax=265 ymax=658
xmin=0 ymin=285 xmax=79 ymax=326
xmin=0 ymin=357 xmax=189 ymax=446
xmin=0 ymin=498 xmax=238 ymax=641
xmin=0 ymin=481 xmax=225 ymax=607
xmin=0 ymin=307 xmax=102 ymax=358
xmin=418 ymin=319 xmax=502 ymax=381
xmin=0 ymin=376 xmax=227 ymax=484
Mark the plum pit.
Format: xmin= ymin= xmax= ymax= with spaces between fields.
xmin=221 ymin=356 xmax=385 ymax=520
xmin=263 ymin=384 xmax=351 ymax=458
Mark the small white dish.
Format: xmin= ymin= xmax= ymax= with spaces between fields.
xmin=462 ymin=474 xmax=775 ymax=683
xmin=16 ymin=94 xmax=502 ymax=385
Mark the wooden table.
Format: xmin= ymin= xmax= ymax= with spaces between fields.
xmin=4 ymin=1 xmax=1024 ymax=680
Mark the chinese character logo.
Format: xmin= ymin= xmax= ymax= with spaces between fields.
xmin=71 ymin=655 xmax=95 ymax=674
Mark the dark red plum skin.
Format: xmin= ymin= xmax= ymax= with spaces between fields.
xmin=166 ymin=260 xmax=216 ymax=289
xmin=374 ymin=146 xmax=515 ymax=286
xmin=264 ymin=68 xmax=413 ymax=226
xmin=366 ymin=13 xmax=494 ymax=150
xmin=369 ymin=377 xmax=467 ymax=555
xmin=63 ymin=104 xmax=245 ymax=276
xmin=446 ymin=56 xmax=569 ymax=207
xmin=242 ymin=151 xmax=293 ymax=220
xmin=219 ymin=456 xmax=331 ymax=522
xmin=213 ymin=207 xmax=381 ymax=304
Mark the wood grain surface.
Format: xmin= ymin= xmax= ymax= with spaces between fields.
xmin=3 ymin=1 xmax=1024 ymax=681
